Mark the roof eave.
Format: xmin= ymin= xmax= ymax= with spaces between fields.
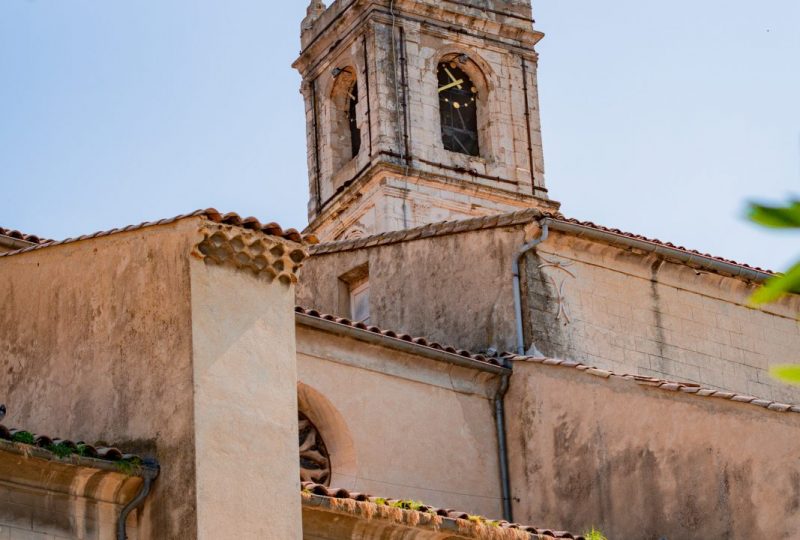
xmin=296 ymin=311 xmax=509 ymax=375
xmin=0 ymin=234 xmax=38 ymax=252
xmin=547 ymin=218 xmax=774 ymax=283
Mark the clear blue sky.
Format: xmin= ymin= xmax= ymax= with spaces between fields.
xmin=1 ymin=1 xmax=798 ymax=270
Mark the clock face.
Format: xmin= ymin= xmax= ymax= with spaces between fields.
xmin=437 ymin=61 xmax=479 ymax=156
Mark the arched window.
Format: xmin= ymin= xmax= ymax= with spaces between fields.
xmin=329 ymin=67 xmax=362 ymax=172
xmin=348 ymin=81 xmax=361 ymax=158
xmin=298 ymin=411 xmax=331 ymax=485
xmin=437 ymin=60 xmax=479 ymax=156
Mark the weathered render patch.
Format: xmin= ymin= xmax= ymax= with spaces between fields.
xmin=193 ymin=222 xmax=308 ymax=284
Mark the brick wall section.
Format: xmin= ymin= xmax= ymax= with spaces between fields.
xmin=524 ymin=231 xmax=800 ymax=403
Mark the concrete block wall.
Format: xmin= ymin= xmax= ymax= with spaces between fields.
xmin=525 ymin=232 xmax=800 ymax=403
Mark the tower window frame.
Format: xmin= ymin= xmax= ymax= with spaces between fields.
xmin=348 ymin=81 xmax=361 ymax=159
xmin=437 ymin=59 xmax=480 ymax=157
xmin=329 ymin=67 xmax=362 ymax=175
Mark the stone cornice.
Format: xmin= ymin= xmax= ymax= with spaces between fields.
xmin=295 ymin=0 xmax=543 ymax=73
xmin=0 ymin=444 xmax=147 ymax=505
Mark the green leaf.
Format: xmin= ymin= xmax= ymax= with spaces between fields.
xmin=584 ymin=528 xmax=608 ymax=540
xmin=770 ymin=365 xmax=800 ymax=386
xmin=748 ymin=201 xmax=800 ymax=229
xmin=749 ymin=261 xmax=800 ymax=305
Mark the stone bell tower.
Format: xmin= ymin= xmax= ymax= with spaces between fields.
xmin=294 ymin=0 xmax=558 ymax=241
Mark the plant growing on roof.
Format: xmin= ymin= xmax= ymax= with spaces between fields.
xmin=747 ymin=199 xmax=800 ymax=384
xmin=47 ymin=443 xmax=75 ymax=459
xmin=11 ymin=431 xmax=35 ymax=445
xmin=114 ymin=456 xmax=143 ymax=476
xmin=584 ymin=527 xmax=608 ymax=540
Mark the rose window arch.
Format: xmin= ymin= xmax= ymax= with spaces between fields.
xmin=298 ymin=411 xmax=331 ymax=485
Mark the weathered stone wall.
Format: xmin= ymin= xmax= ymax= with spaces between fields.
xmin=299 ymin=221 xmax=800 ymax=402
xmin=506 ymin=360 xmax=800 ymax=538
xmin=0 ymin=218 xmax=308 ymax=539
xmin=0 ymin=221 xmax=201 ymax=538
xmin=297 ymin=224 xmax=525 ymax=354
xmin=295 ymin=324 xmax=503 ymax=517
xmin=295 ymin=0 xmax=551 ymax=241
xmin=523 ymin=231 xmax=800 ymax=404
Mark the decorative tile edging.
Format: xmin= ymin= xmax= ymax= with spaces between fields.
xmin=193 ymin=222 xmax=308 ymax=285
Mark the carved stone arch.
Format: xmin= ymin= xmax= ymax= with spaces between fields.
xmin=430 ymin=47 xmax=496 ymax=161
xmin=431 ymin=45 xmax=496 ymax=93
xmin=342 ymin=226 xmax=366 ymax=240
xmin=297 ymin=382 xmax=358 ymax=489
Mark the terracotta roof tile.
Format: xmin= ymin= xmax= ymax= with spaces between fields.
xmin=0 ymin=423 xmax=154 ymax=470
xmin=311 ymin=209 xmax=774 ymax=278
xmin=0 ymin=209 xmax=317 ymax=259
xmin=504 ymin=354 xmax=800 ymax=415
xmin=554 ymin=216 xmax=773 ymax=275
xmin=310 ymin=209 xmax=543 ymax=255
xmin=295 ymin=306 xmax=505 ymax=369
xmin=301 ymin=482 xmax=585 ymax=539
xmin=0 ymin=226 xmax=52 ymax=245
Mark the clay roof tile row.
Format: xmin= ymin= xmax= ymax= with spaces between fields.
xmin=0 ymin=424 xmax=146 ymax=464
xmin=311 ymin=209 xmax=774 ymax=276
xmin=0 ymin=226 xmax=52 ymax=245
xmin=503 ymin=354 xmax=800 ymax=414
xmin=295 ymin=306 xmax=504 ymax=368
xmin=310 ymin=208 xmax=543 ymax=255
xmin=555 ymin=216 xmax=773 ymax=274
xmin=302 ymin=482 xmax=584 ymax=539
xmin=0 ymin=209 xmax=316 ymax=259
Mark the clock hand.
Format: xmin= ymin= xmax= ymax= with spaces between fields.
xmin=438 ymin=79 xmax=465 ymax=93
xmin=443 ymin=67 xmax=463 ymax=89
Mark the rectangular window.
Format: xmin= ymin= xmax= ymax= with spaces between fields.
xmin=349 ymin=280 xmax=370 ymax=324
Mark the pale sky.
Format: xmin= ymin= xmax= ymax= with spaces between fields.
xmin=1 ymin=1 xmax=798 ymax=270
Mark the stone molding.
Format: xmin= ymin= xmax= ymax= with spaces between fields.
xmin=193 ymin=222 xmax=309 ymax=285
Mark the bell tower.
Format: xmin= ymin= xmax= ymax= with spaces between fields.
xmin=294 ymin=0 xmax=558 ymax=241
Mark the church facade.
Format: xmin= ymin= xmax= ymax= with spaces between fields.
xmin=1 ymin=1 xmax=799 ymax=539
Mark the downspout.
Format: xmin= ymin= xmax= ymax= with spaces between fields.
xmin=512 ymin=218 xmax=550 ymax=355
xmin=494 ymin=369 xmax=513 ymax=522
xmin=117 ymin=462 xmax=160 ymax=540
xmin=496 ymin=218 xmax=549 ymax=524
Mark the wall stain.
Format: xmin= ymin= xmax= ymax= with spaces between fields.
xmin=650 ymin=259 xmax=667 ymax=372
xmin=523 ymin=251 xmax=568 ymax=358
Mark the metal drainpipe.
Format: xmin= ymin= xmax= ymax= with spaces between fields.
xmin=512 ymin=218 xmax=550 ymax=355
xmin=494 ymin=369 xmax=513 ymax=523
xmin=117 ymin=463 xmax=160 ymax=540
xmin=496 ymin=218 xmax=549 ymax=524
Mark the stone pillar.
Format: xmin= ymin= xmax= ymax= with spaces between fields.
xmin=190 ymin=224 xmax=307 ymax=539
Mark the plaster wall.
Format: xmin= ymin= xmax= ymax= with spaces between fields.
xmin=523 ymin=231 xmax=800 ymax=404
xmin=297 ymin=224 xmax=524 ymax=354
xmin=190 ymin=260 xmax=302 ymax=540
xmin=0 ymin=221 xmax=200 ymax=538
xmin=506 ymin=360 xmax=800 ymax=538
xmin=295 ymin=325 xmax=503 ymax=517
xmin=299 ymin=222 xmax=800 ymax=403
xmin=0 ymin=450 xmax=143 ymax=540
